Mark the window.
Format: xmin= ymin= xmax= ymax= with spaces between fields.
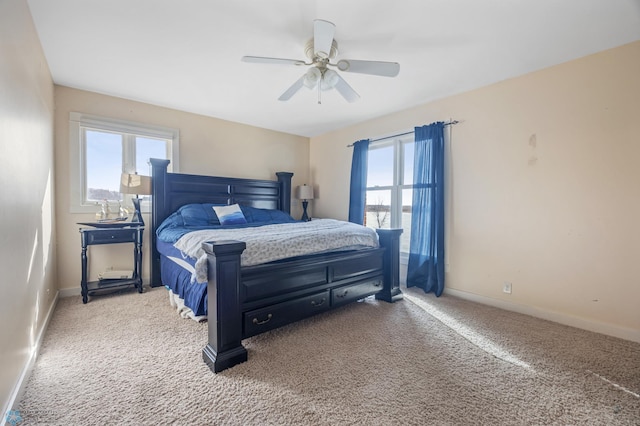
xmin=69 ymin=113 xmax=179 ymax=213
xmin=364 ymin=134 xmax=414 ymax=257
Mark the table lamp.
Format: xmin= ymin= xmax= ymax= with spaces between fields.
xmin=295 ymin=184 xmax=314 ymax=221
xmin=120 ymin=173 xmax=152 ymax=226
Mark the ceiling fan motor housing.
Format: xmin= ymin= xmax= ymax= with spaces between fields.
xmin=305 ymin=39 xmax=338 ymax=64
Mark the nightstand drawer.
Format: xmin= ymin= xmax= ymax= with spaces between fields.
xmin=84 ymin=229 xmax=138 ymax=245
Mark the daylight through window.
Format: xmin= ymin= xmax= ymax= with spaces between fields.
xmin=365 ymin=135 xmax=414 ymax=256
xmin=69 ymin=113 xmax=179 ymax=213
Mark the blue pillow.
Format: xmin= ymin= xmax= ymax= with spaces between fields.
xmin=172 ymin=203 xmax=295 ymax=228
xmin=155 ymin=210 xmax=184 ymax=234
xmin=177 ymin=203 xmax=222 ymax=226
xmin=213 ymin=204 xmax=248 ymax=226
xmin=240 ymin=205 xmax=296 ymax=223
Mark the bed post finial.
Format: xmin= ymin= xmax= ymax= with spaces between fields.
xmin=276 ymin=172 xmax=293 ymax=214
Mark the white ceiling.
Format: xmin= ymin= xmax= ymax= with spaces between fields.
xmin=27 ymin=0 xmax=640 ymax=137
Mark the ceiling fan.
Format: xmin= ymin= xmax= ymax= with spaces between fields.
xmin=242 ymin=19 xmax=400 ymax=104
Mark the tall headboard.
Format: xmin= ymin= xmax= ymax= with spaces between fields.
xmin=149 ymin=158 xmax=293 ymax=287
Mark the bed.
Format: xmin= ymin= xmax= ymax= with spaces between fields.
xmin=149 ymin=158 xmax=403 ymax=372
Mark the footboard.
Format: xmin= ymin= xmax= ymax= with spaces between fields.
xmin=202 ymin=228 xmax=402 ymax=373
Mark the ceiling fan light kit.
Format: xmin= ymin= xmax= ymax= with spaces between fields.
xmin=242 ymin=19 xmax=400 ymax=104
xmin=303 ymin=67 xmax=321 ymax=88
xmin=320 ymin=69 xmax=339 ymax=90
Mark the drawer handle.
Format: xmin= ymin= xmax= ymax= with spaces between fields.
xmin=336 ymin=290 xmax=349 ymax=298
xmin=252 ymin=314 xmax=272 ymax=325
xmin=311 ymin=298 xmax=326 ymax=307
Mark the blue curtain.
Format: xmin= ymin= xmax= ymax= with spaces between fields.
xmin=407 ymin=122 xmax=445 ymax=296
xmin=348 ymin=139 xmax=370 ymax=224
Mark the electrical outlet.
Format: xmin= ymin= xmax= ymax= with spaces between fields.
xmin=503 ymin=282 xmax=512 ymax=294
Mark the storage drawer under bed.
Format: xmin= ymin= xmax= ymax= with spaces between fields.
xmin=331 ymin=276 xmax=384 ymax=307
xmin=243 ymin=290 xmax=331 ymax=337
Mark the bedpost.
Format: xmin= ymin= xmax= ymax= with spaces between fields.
xmin=149 ymin=158 xmax=170 ymax=288
xmin=375 ymin=228 xmax=403 ymax=303
xmin=276 ymin=172 xmax=293 ymax=214
xmin=202 ymin=240 xmax=248 ymax=373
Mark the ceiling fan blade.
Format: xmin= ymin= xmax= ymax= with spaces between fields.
xmin=278 ymin=74 xmax=306 ymax=101
xmin=242 ymin=56 xmax=306 ymax=66
xmin=336 ymin=59 xmax=400 ymax=77
xmin=313 ymin=19 xmax=336 ymax=59
xmin=333 ymin=74 xmax=360 ymax=103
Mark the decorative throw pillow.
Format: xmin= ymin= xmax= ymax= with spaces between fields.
xmin=212 ymin=204 xmax=247 ymax=226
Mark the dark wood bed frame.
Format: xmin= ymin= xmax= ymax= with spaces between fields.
xmin=149 ymin=158 xmax=403 ymax=372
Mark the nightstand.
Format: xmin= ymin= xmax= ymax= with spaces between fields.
xmin=79 ymin=224 xmax=144 ymax=303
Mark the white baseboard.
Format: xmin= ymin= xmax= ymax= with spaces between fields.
xmin=444 ymin=288 xmax=640 ymax=344
xmin=58 ymin=287 xmax=79 ymax=298
xmin=2 ymin=291 xmax=59 ymax=426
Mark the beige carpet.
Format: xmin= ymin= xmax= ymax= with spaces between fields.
xmin=18 ymin=286 xmax=640 ymax=425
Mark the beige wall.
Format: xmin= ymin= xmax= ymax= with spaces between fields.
xmin=0 ymin=0 xmax=57 ymax=414
xmin=311 ymin=41 xmax=640 ymax=342
xmin=2 ymin=7 xmax=637 ymax=420
xmin=54 ymin=87 xmax=309 ymax=291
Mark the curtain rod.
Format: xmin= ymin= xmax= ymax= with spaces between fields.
xmin=347 ymin=120 xmax=459 ymax=147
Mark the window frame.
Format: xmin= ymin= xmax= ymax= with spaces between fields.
xmin=69 ymin=112 xmax=180 ymax=213
xmin=365 ymin=133 xmax=414 ymax=260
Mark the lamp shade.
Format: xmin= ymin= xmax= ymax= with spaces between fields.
xmin=120 ymin=173 xmax=152 ymax=195
xmin=295 ymin=184 xmax=314 ymax=200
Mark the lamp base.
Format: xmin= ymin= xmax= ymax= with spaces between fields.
xmin=131 ymin=197 xmax=144 ymax=226
xmin=301 ymin=200 xmax=310 ymax=222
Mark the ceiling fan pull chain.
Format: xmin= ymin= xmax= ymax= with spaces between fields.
xmin=318 ymin=79 xmax=322 ymax=104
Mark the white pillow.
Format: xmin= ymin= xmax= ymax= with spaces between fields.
xmin=212 ymin=204 xmax=247 ymax=226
